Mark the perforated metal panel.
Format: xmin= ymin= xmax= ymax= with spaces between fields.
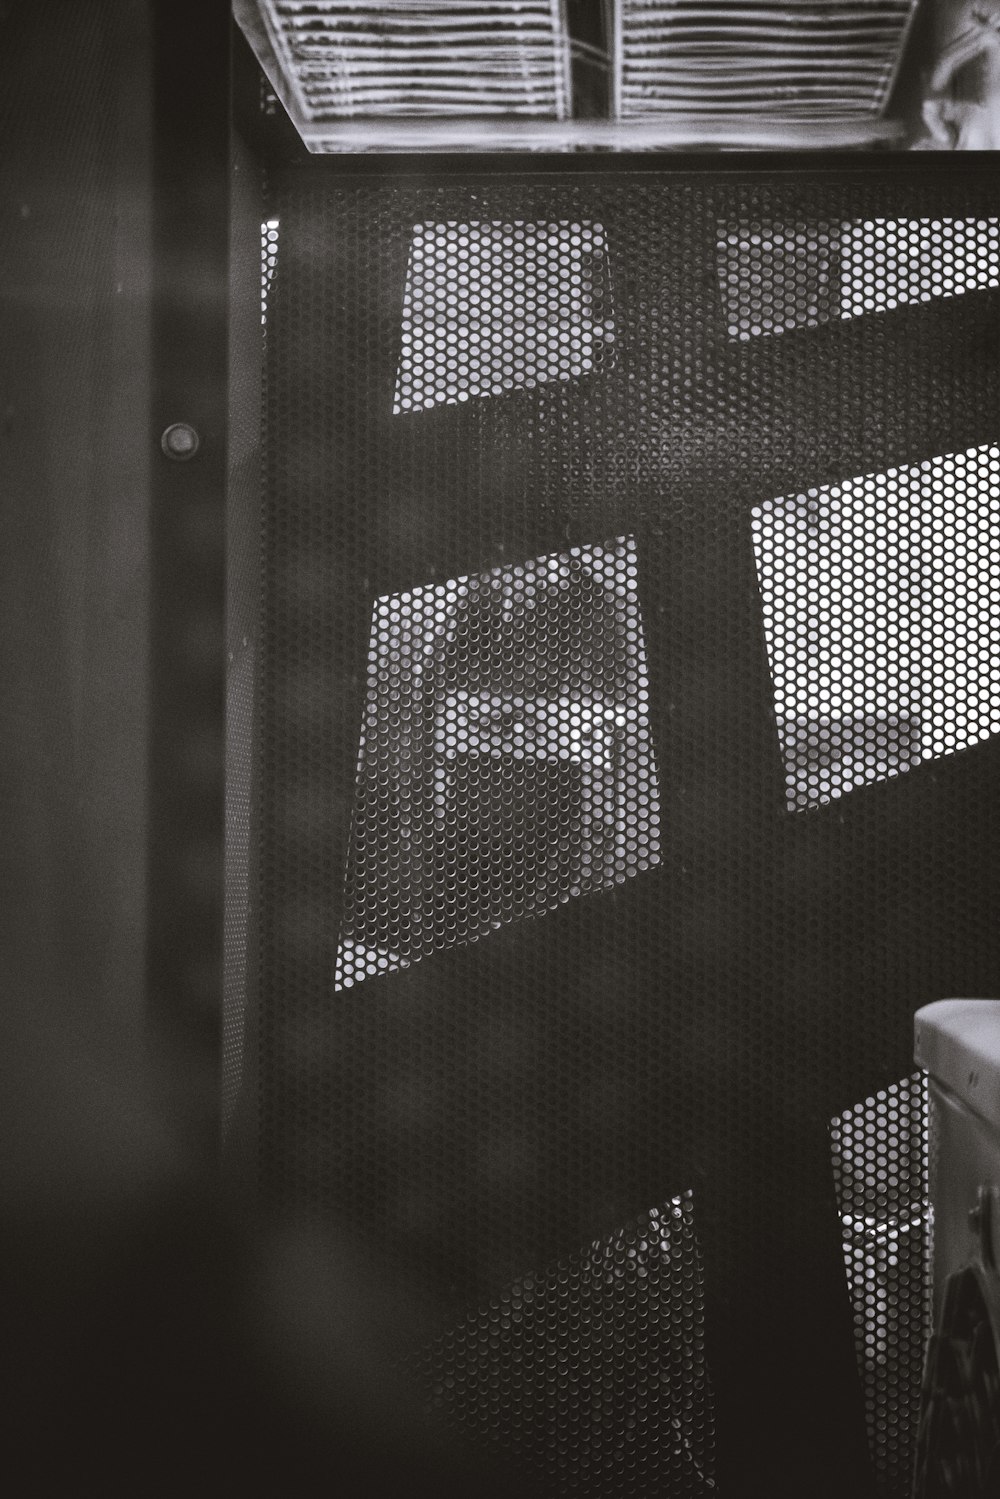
xmin=251 ymin=162 xmax=1000 ymax=1498
xmin=394 ymin=219 xmax=614 ymax=412
xmin=336 ymin=536 xmax=658 ymax=988
xmin=412 ymin=1193 xmax=714 ymax=1495
xmin=753 ymin=443 xmax=1000 ymax=809
xmin=261 ymin=215 xmax=279 ymax=324
xmin=832 ymin=1074 xmax=932 ymax=1496
xmin=718 ymin=218 xmax=1000 ymax=341
xmin=224 ymin=139 xmax=265 ymax=1143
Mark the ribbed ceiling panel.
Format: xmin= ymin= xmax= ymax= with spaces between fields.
xmin=615 ymin=1 xmax=918 ymax=117
xmin=249 ymin=0 xmax=572 ymax=119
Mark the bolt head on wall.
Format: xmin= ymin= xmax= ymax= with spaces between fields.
xmin=161 ymin=422 xmax=200 ymax=460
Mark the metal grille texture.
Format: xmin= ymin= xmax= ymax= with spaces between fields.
xmin=411 ymin=1192 xmax=714 ymax=1495
xmin=753 ymin=442 xmax=1000 ymax=810
xmin=252 ymin=162 xmax=1000 ymax=1497
xmin=241 ymin=0 xmax=571 ymax=120
xmin=718 ymin=218 xmax=1000 ymax=340
xmin=614 ymin=0 xmax=917 ymax=119
xmin=394 ymin=219 xmax=614 ymax=412
xmin=262 ymin=215 xmax=279 ymax=324
xmin=337 ymin=535 xmax=658 ymax=988
xmin=832 ymin=1073 xmax=931 ymax=1496
xmin=224 ymin=138 xmax=266 ymax=1143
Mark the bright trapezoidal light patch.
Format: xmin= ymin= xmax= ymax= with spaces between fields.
xmin=394 ymin=220 xmax=615 ymax=413
xmin=717 ymin=218 xmax=1000 ymax=340
xmin=752 ymin=443 xmax=1000 ymax=809
xmin=335 ymin=537 xmax=659 ymax=989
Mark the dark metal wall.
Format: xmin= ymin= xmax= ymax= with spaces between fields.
xmin=0 ymin=3 xmax=233 ymax=1489
xmin=146 ymin=0 xmax=230 ymax=1154
xmin=0 ymin=0 xmax=152 ymax=1092
xmin=252 ymin=159 xmax=1000 ymax=1498
xmin=1 ymin=0 xmax=157 ymax=1479
xmin=0 ymin=0 xmax=230 ymax=1164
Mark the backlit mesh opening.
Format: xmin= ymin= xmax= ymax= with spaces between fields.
xmin=717 ymin=222 xmax=840 ymax=338
xmin=839 ymin=219 xmax=1000 ymax=319
xmin=394 ymin=220 xmax=614 ymax=413
xmin=261 ymin=217 xmax=279 ymax=326
xmin=413 ymin=1193 xmax=714 ymax=1498
xmin=832 ymin=1076 xmax=932 ymax=1498
xmin=752 ymin=443 xmax=1000 ymax=810
xmin=336 ymin=536 xmax=659 ymax=988
xmin=718 ymin=218 xmax=1000 ymax=340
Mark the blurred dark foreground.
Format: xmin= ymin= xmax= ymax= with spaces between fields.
xmin=0 ymin=2 xmax=533 ymax=1491
xmin=1 ymin=1001 xmax=536 ymax=1498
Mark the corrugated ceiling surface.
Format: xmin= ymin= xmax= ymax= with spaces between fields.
xmin=250 ymin=0 xmax=572 ymax=119
xmin=615 ymin=0 xmax=918 ymax=117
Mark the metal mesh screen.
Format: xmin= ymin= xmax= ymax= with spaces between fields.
xmin=412 ymin=1192 xmax=713 ymax=1496
xmin=718 ymin=218 xmax=1000 ymax=341
xmin=832 ymin=1074 xmax=932 ymax=1498
xmin=261 ymin=215 xmax=279 ymax=325
xmin=253 ymin=162 xmax=1000 ymax=1497
xmin=224 ymin=139 xmax=265 ymax=1142
xmin=752 ymin=442 xmax=1000 ymax=810
xmin=394 ymin=220 xmax=614 ymax=412
xmin=838 ymin=220 xmax=1000 ymax=320
xmin=336 ymin=535 xmax=657 ymax=988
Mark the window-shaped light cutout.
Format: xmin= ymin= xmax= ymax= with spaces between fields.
xmin=394 ymin=220 xmax=615 ymax=414
xmin=831 ymin=1075 xmax=930 ymax=1488
xmin=753 ymin=443 xmax=1000 ymax=809
xmin=335 ymin=537 xmax=659 ymax=989
xmin=718 ymin=218 xmax=999 ymax=340
xmin=717 ymin=222 xmax=840 ymax=339
xmin=839 ymin=218 xmax=1000 ymax=318
xmin=411 ymin=1193 xmax=714 ymax=1493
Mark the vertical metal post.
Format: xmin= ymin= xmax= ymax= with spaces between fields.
xmin=147 ymin=0 xmax=230 ymax=1159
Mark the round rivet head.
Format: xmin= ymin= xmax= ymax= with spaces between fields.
xmin=161 ymin=422 xmax=200 ymax=460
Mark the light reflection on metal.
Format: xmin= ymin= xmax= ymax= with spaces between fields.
xmin=261 ymin=218 xmax=279 ymax=327
xmin=298 ymin=114 xmax=902 ymax=152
